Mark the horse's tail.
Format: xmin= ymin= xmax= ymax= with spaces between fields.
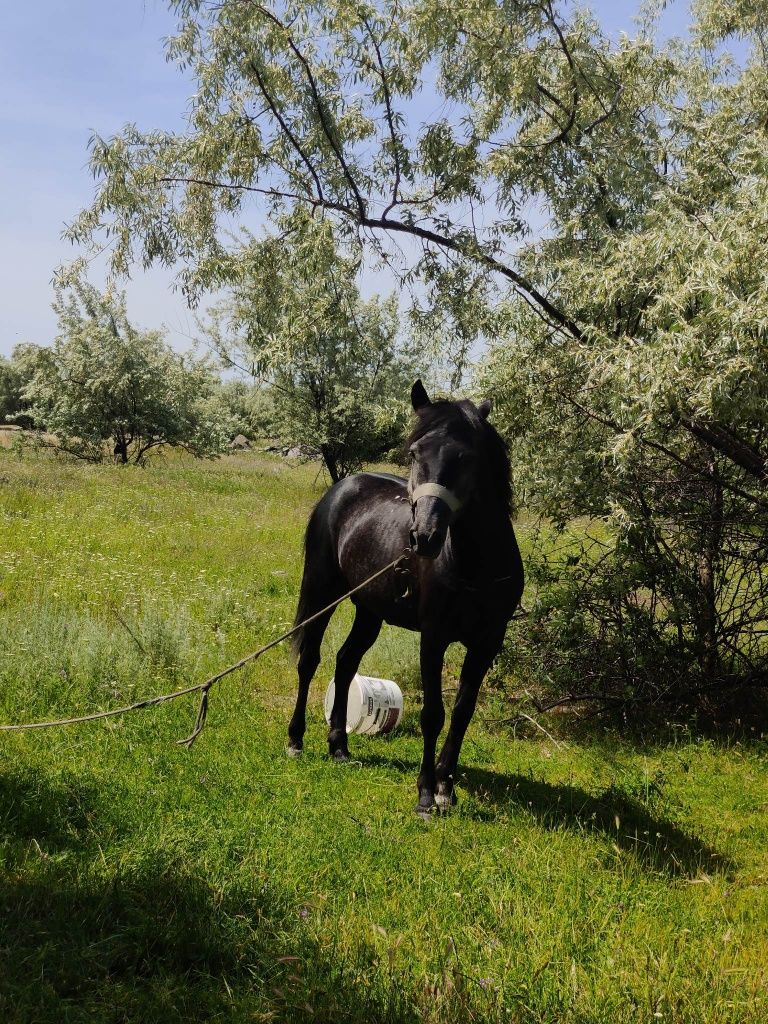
xmin=291 ymin=495 xmax=344 ymax=661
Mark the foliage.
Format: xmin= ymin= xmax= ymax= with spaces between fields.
xmin=206 ymin=218 xmax=418 ymax=481
xmin=23 ymin=269 xmax=228 ymax=465
xmin=474 ymin=4 xmax=768 ymax=702
xmin=0 ymin=345 xmax=39 ymax=429
xmin=409 ymin=260 xmax=498 ymax=392
xmin=0 ymin=448 xmax=767 ymax=1022
xmin=202 ymin=377 xmax=275 ymax=441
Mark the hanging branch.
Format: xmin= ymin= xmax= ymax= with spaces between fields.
xmin=360 ymin=13 xmax=403 ymax=217
xmin=248 ymin=0 xmax=368 ymax=219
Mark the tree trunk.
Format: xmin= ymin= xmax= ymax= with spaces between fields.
xmin=113 ymin=437 xmax=129 ymax=464
xmin=697 ymin=460 xmax=724 ymax=684
xmin=320 ymin=445 xmax=340 ymax=483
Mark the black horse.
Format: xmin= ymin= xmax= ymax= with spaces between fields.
xmin=288 ymin=380 xmax=524 ymax=815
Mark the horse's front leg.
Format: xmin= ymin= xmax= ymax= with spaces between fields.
xmin=416 ymin=633 xmax=448 ymax=818
xmin=434 ymin=637 xmax=503 ymax=812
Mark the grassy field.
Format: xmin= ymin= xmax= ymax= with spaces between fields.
xmin=0 ymin=447 xmax=766 ymax=1023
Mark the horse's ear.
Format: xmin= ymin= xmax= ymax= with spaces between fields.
xmin=411 ymin=379 xmax=432 ymax=412
xmin=478 ymin=398 xmax=492 ymax=420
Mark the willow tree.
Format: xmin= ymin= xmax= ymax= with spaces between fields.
xmin=69 ymin=0 xmax=768 ymax=703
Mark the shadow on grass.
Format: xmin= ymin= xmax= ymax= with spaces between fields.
xmin=462 ymin=764 xmax=732 ymax=877
xmin=0 ymin=768 xmax=102 ymax=851
xmin=0 ymin=772 xmax=418 ymax=1024
xmin=359 ymin=752 xmax=731 ymax=878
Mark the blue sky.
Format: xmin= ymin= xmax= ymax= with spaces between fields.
xmin=0 ymin=1 xmax=698 ymax=357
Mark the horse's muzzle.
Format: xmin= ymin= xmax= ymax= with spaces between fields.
xmin=409 ymin=527 xmax=444 ymax=559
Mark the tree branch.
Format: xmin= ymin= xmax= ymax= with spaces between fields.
xmin=555 ymin=388 xmax=768 ymax=511
xmin=581 ymin=83 xmax=624 ymax=137
xmin=248 ymin=1 xmax=367 ymax=218
xmin=535 ymin=0 xmax=579 ymax=145
xmin=362 ymin=213 xmax=584 ymax=340
xmin=155 ymin=176 xmax=349 ymax=215
xmin=361 ymin=14 xmax=402 ymax=217
xmin=154 ymin=174 xmax=584 ymax=341
xmin=247 ymin=58 xmax=324 ymax=202
xmin=679 ymin=415 xmax=768 ymax=483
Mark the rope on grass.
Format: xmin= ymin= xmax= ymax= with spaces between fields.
xmin=0 ymin=553 xmax=408 ymax=748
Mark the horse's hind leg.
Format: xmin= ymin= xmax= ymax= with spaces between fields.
xmin=287 ymin=610 xmax=335 ymax=756
xmin=288 ymin=503 xmax=344 ymax=755
xmin=328 ymin=606 xmax=382 ymax=760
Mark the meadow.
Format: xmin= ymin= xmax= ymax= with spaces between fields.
xmin=0 ymin=446 xmax=766 ymax=1023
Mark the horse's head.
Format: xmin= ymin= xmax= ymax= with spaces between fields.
xmin=407 ymin=379 xmax=496 ymax=559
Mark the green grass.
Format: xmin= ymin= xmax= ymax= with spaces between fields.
xmin=0 ymin=448 xmax=766 ymax=1023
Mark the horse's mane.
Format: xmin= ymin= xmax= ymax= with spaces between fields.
xmin=408 ymin=400 xmax=512 ymax=513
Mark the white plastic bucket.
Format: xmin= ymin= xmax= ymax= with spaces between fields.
xmin=324 ymin=674 xmax=403 ymax=735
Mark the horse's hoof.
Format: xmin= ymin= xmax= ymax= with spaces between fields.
xmin=286 ymin=744 xmax=303 ymax=758
xmin=434 ymin=792 xmax=456 ymax=814
xmin=415 ymin=791 xmax=435 ymax=820
xmin=331 ymin=749 xmax=351 ymax=762
xmin=435 ymin=783 xmax=457 ymax=813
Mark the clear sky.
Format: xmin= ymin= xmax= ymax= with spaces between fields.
xmin=0 ymin=1 xmax=698 ymax=357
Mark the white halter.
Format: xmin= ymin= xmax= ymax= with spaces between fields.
xmin=410 ymin=481 xmax=463 ymax=514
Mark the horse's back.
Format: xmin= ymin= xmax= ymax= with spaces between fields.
xmin=302 ymin=472 xmax=412 ymax=603
xmin=294 ymin=473 xmax=409 ymax=650
xmin=310 ymin=472 xmax=407 ymax=528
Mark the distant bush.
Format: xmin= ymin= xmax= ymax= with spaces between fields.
xmin=0 ymin=346 xmax=39 ymax=429
xmin=202 ymin=378 xmax=276 ymax=442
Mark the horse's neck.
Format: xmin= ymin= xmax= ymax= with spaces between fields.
xmin=447 ymin=498 xmax=518 ymax=580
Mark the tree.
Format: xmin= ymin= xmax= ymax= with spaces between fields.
xmin=68 ymin=1 xmax=768 ymax=703
xmin=24 ymin=270 xmax=228 ymax=465
xmin=67 ymin=0 xmax=594 ymax=324
xmin=67 ymin=0 xmax=768 ymax=474
xmin=203 ymin=377 xmax=275 ymax=441
xmin=206 ymin=218 xmax=417 ymax=481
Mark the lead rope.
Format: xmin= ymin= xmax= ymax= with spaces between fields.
xmin=0 ymin=553 xmax=408 ymax=748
